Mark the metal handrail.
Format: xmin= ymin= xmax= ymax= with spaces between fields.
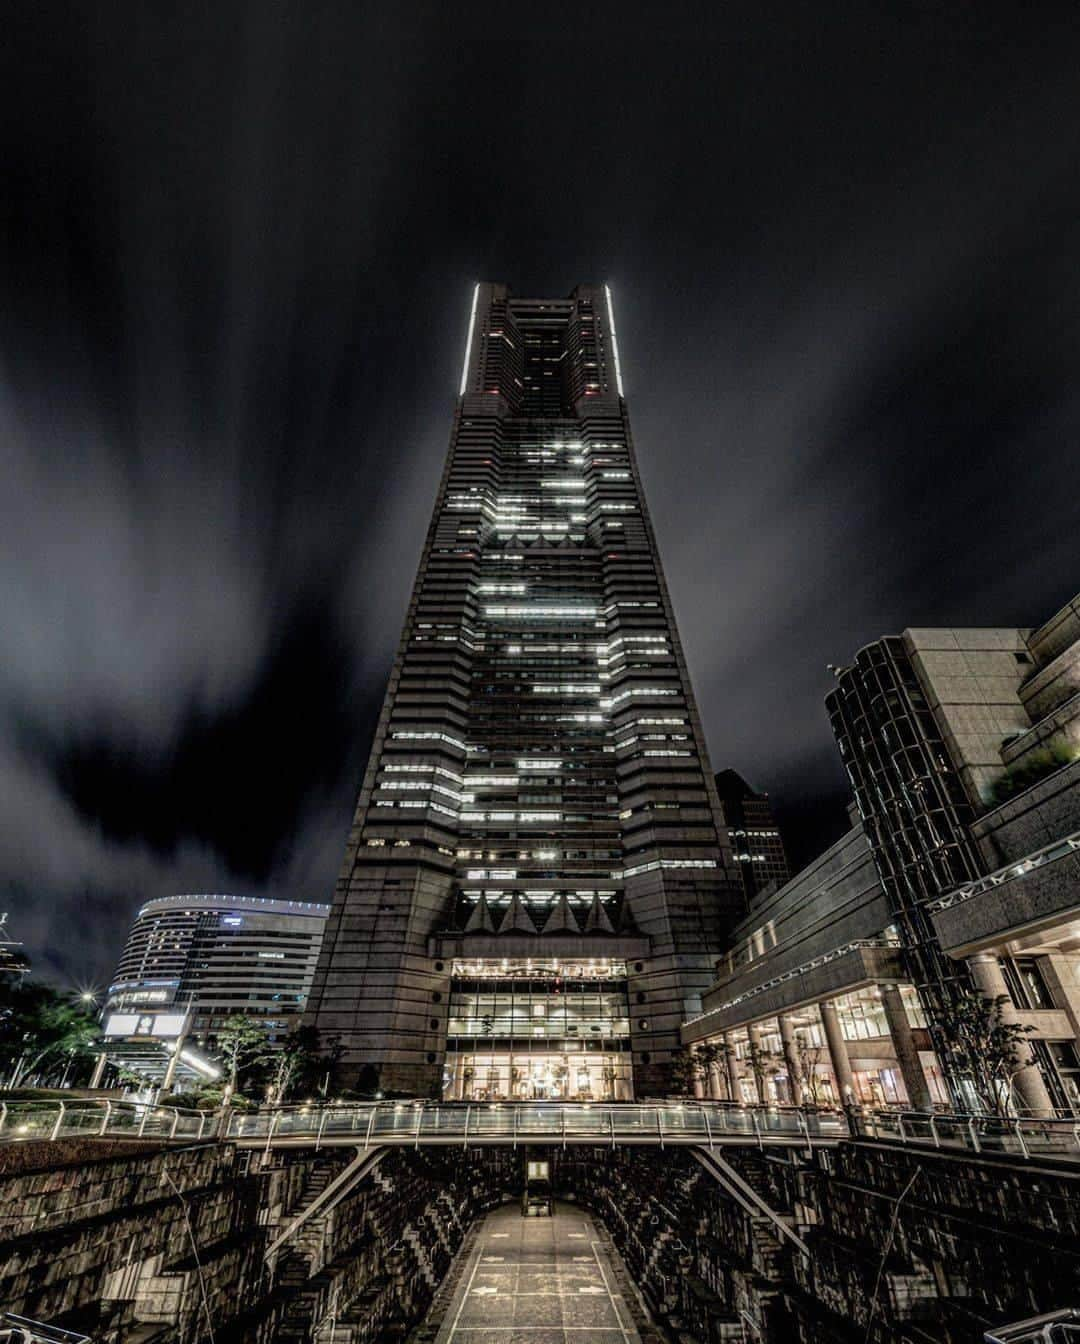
xmin=929 ymin=830 xmax=1080 ymax=913
xmin=0 ymin=1099 xmax=214 ymax=1145
xmin=0 ymin=1314 xmax=90 ymax=1344
xmin=858 ymin=1108 xmax=1080 ymax=1160
xmin=985 ymin=1308 xmax=1080 ymax=1341
xmin=683 ymin=939 xmax=903 ymax=1024
xmin=222 ymin=1099 xmax=851 ymax=1147
xmin=7 ymin=1097 xmax=1079 ymax=1161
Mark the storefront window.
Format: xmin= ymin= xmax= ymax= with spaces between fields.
xmin=899 ymin=984 xmax=928 ymax=1027
xmin=445 ymin=957 xmax=631 ymax=1100
xmin=837 ymin=987 xmax=889 ymax=1040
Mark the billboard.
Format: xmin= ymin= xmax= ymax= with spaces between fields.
xmin=103 ymin=1012 xmax=188 ymax=1040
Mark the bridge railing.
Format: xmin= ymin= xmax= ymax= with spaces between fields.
xmin=224 ymin=1100 xmax=851 ymax=1146
xmin=3 ymin=1097 xmax=1079 ymax=1160
xmin=856 ymin=1108 xmax=1080 ymax=1160
xmin=0 ymin=1099 xmax=213 ymax=1144
xmin=983 ymin=1307 xmax=1080 ymax=1341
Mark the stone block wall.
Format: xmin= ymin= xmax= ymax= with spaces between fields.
xmin=1 ymin=1138 xmax=1078 ymax=1341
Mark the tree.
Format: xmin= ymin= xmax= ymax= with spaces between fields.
xmin=668 ymin=1046 xmax=705 ymax=1096
xmin=747 ymin=1037 xmax=783 ymax=1104
xmin=266 ymin=1026 xmax=344 ymax=1104
xmin=214 ymin=1016 xmax=271 ymax=1100
xmin=667 ymin=1042 xmax=729 ymax=1098
xmin=0 ymin=979 xmax=100 ymax=1088
xmin=936 ymin=990 xmax=1036 ymax=1115
xmin=793 ymin=1038 xmax=828 ymax=1106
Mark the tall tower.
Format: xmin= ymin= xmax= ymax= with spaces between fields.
xmin=307 ymin=283 xmax=741 ymax=1098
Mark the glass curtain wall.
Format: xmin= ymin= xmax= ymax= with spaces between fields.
xmin=446 ymin=958 xmax=631 ymax=1099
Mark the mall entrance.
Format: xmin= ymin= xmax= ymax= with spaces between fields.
xmin=444 ymin=956 xmax=633 ymax=1100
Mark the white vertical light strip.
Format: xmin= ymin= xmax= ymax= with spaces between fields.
xmin=459 ymin=282 xmax=480 ymax=397
xmin=604 ymin=282 xmax=625 ymax=398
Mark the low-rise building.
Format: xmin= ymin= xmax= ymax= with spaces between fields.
xmin=683 ymin=816 xmax=945 ymax=1108
xmin=685 ymin=590 xmax=1080 ymax=1115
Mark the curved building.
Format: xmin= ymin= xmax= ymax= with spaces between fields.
xmin=104 ymin=894 xmax=330 ymax=1053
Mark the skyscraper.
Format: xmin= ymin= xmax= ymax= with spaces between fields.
xmin=714 ymin=768 xmax=790 ymax=903
xmin=307 ymin=283 xmax=742 ymax=1097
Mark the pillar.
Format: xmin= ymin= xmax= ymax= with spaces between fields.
xmin=819 ymin=1000 xmax=855 ymax=1105
xmin=967 ymin=952 xmax=1055 ymax=1117
xmin=879 ymin=983 xmax=933 ymax=1111
xmin=725 ymin=1034 xmax=744 ymax=1103
xmin=89 ymin=1051 xmax=108 ymax=1090
xmin=778 ymin=1014 xmax=805 ymax=1104
xmin=707 ymin=1058 xmax=724 ymax=1101
xmin=691 ymin=1046 xmax=705 ymax=1099
xmin=1042 ymin=953 xmax=1080 ymax=1040
xmin=748 ymin=1023 xmax=768 ymax=1103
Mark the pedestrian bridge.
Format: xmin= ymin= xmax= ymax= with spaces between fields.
xmin=3 ymin=1099 xmax=1080 ymax=1163
xmin=0 ymin=1098 xmax=844 ymax=1149
xmin=227 ymin=1100 xmax=848 ymax=1148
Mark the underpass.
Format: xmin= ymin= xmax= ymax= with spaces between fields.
xmin=432 ymin=1202 xmax=641 ymax=1344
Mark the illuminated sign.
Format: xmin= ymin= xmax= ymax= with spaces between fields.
xmin=103 ymin=1012 xmax=187 ymax=1040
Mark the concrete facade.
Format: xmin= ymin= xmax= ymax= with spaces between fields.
xmin=3 ymin=1136 xmax=1076 ymax=1342
xmin=682 ymin=823 xmax=944 ymax=1109
xmin=686 ymin=590 xmax=1080 ymax=1116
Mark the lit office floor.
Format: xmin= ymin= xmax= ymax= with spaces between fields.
xmin=435 ymin=1201 xmax=641 ymax=1344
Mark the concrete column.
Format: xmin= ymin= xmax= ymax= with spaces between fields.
xmin=819 ymin=1000 xmax=855 ymax=1105
xmin=89 ymin=1051 xmax=108 ymax=1090
xmin=879 ymin=983 xmax=933 ymax=1111
xmin=1042 ymin=953 xmax=1080 ymax=1040
xmin=747 ymin=1023 xmax=768 ymax=1104
xmin=778 ymin=1015 xmax=805 ymax=1104
xmin=707 ymin=1059 xmax=724 ymax=1101
xmin=967 ymin=952 xmax=1055 ymax=1117
xmin=691 ymin=1046 xmax=705 ymax=1099
xmin=725 ymin=1034 xmax=744 ymax=1103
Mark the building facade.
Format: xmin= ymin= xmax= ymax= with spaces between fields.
xmin=103 ymin=894 xmax=330 ymax=1068
xmin=685 ymin=591 xmax=1080 ymax=1116
xmin=683 ymin=818 xmax=946 ymax=1110
xmin=306 ymin=283 xmax=743 ymax=1098
xmin=0 ymin=913 xmax=29 ymax=979
xmin=713 ymin=768 xmax=790 ymax=903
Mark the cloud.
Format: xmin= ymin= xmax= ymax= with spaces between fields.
xmin=3 ymin=8 xmax=1080 ymax=976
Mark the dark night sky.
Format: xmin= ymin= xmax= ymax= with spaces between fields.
xmin=3 ymin=5 xmax=1079 ymax=987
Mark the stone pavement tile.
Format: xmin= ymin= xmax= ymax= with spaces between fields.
xmin=438 ymin=1201 xmax=640 ymax=1344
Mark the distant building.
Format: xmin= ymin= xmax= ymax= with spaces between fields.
xmin=0 ymin=914 xmax=29 ymax=978
xmin=685 ymin=591 xmax=1080 ymax=1116
xmin=713 ymin=769 xmax=790 ymax=904
xmin=102 ymin=894 xmax=330 ymax=1082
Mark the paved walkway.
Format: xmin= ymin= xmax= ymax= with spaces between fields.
xmin=435 ymin=1201 xmax=641 ymax=1344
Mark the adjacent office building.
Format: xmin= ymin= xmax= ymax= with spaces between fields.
xmin=103 ymin=894 xmax=330 ymax=1079
xmin=685 ymin=591 xmax=1080 ymax=1115
xmin=307 ymin=283 xmax=743 ymax=1098
xmin=714 ymin=768 xmax=790 ymax=903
